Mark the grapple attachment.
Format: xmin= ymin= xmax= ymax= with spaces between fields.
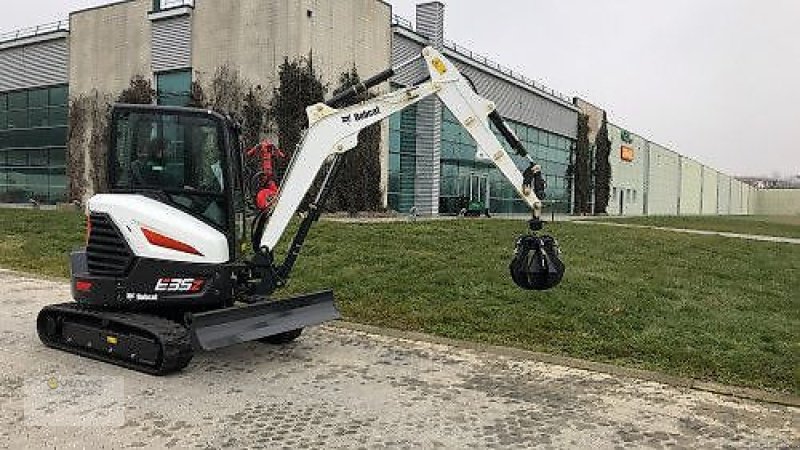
xmin=510 ymin=234 xmax=565 ymax=291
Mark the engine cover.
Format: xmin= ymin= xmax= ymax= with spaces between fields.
xmin=88 ymin=194 xmax=229 ymax=265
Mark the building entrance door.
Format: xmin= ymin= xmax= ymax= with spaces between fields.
xmin=466 ymin=173 xmax=490 ymax=216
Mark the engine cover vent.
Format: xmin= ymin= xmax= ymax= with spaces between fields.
xmin=86 ymin=213 xmax=134 ymax=277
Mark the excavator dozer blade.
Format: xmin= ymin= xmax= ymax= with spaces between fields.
xmin=189 ymin=290 xmax=339 ymax=351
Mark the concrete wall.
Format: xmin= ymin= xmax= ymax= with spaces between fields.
xmin=679 ymin=157 xmax=702 ymax=215
xmin=608 ymin=123 xmax=646 ymax=216
xmin=716 ymin=173 xmax=731 ymax=214
xmin=730 ymin=179 xmax=743 ymax=215
xmin=742 ymin=184 xmax=751 ymax=215
xmin=192 ymin=0 xmax=391 ymax=92
xmin=69 ymin=0 xmax=152 ymax=95
xmin=68 ymin=0 xmax=391 ymax=99
xmin=192 ymin=0 xmax=392 ymax=205
xmin=646 ymin=143 xmax=680 ymax=215
xmin=753 ymin=189 xmax=800 ymax=215
xmin=701 ymin=168 xmax=718 ymax=215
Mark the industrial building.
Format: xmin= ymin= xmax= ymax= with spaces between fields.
xmin=0 ymin=0 xmax=790 ymax=215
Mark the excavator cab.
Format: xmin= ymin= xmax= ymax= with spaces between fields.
xmin=109 ymin=105 xmax=238 ymax=240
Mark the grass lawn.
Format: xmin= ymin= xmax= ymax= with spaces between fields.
xmin=601 ymin=215 xmax=800 ymax=239
xmin=0 ymin=208 xmax=798 ymax=394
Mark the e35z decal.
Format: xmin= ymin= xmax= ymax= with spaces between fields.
xmin=154 ymin=278 xmax=205 ymax=293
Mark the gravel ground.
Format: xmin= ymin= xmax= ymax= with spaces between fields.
xmin=0 ymin=270 xmax=797 ymax=449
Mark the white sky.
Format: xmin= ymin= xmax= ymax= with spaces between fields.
xmin=2 ymin=0 xmax=799 ymax=178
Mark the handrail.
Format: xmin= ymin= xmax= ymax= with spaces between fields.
xmin=0 ymin=20 xmax=69 ymax=44
xmin=390 ymin=13 xmax=572 ymax=104
xmin=441 ymin=39 xmax=572 ymax=104
xmin=391 ymin=14 xmax=414 ymax=30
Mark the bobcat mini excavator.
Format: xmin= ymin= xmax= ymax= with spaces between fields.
xmin=36 ymin=47 xmax=565 ymax=375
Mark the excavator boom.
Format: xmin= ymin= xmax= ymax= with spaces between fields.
xmin=261 ymin=47 xmax=544 ymax=252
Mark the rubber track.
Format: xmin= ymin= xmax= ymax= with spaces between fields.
xmin=38 ymin=303 xmax=194 ymax=375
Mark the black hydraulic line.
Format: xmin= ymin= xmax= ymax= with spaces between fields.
xmin=325 ymin=54 xmax=422 ymax=108
xmin=326 ymin=69 xmax=395 ymax=108
xmin=489 ymin=111 xmax=528 ymax=158
xmin=276 ymin=154 xmax=344 ymax=279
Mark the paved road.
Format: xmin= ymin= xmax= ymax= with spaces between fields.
xmin=1 ymin=270 xmax=797 ymax=449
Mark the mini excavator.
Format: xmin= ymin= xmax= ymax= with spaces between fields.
xmin=36 ymin=47 xmax=565 ymax=374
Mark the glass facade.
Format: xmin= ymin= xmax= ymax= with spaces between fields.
xmin=440 ymin=107 xmax=573 ymax=214
xmin=156 ymin=70 xmax=192 ymax=107
xmin=0 ymin=85 xmax=69 ymax=203
xmin=387 ymin=103 xmax=417 ymax=212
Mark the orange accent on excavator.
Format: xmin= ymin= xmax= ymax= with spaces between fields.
xmin=141 ymin=227 xmax=203 ymax=256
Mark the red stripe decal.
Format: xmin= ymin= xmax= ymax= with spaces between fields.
xmin=141 ymin=228 xmax=203 ymax=256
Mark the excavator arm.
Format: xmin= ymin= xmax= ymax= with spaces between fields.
xmin=261 ymin=47 xmax=544 ymax=252
xmin=253 ymin=46 xmax=563 ymax=294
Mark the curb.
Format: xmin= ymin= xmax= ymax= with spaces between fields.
xmin=331 ymin=321 xmax=800 ymax=408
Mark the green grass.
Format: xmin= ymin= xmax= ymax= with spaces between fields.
xmin=0 ymin=208 xmax=798 ymax=394
xmin=601 ymin=215 xmax=800 ymax=239
xmin=0 ymin=209 xmax=85 ymax=278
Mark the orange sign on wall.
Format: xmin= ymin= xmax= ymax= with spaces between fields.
xmin=620 ymin=146 xmax=635 ymax=162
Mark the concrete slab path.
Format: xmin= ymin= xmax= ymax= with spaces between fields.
xmin=575 ymin=221 xmax=800 ymax=244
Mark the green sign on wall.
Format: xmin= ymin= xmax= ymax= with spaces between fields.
xmin=621 ymin=129 xmax=633 ymax=144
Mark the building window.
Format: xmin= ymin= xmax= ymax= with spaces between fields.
xmin=440 ymin=106 xmax=574 ymax=215
xmin=0 ymin=85 xmax=69 ymax=203
xmin=387 ymin=100 xmax=417 ymax=213
xmin=156 ymin=70 xmax=192 ymax=107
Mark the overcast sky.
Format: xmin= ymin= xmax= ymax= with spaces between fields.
xmin=2 ymin=0 xmax=798 ymax=178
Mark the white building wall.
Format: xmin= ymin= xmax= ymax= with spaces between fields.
xmin=701 ymin=168 xmax=718 ymax=215
xmin=607 ymin=123 xmax=646 ymax=216
xmin=754 ymin=189 xmax=800 ymax=215
xmin=730 ymin=179 xmax=743 ymax=215
xmin=716 ymin=173 xmax=731 ymax=215
xmin=646 ymin=143 xmax=680 ymax=215
xmin=742 ymin=184 xmax=750 ymax=214
xmin=679 ymin=157 xmax=702 ymax=215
